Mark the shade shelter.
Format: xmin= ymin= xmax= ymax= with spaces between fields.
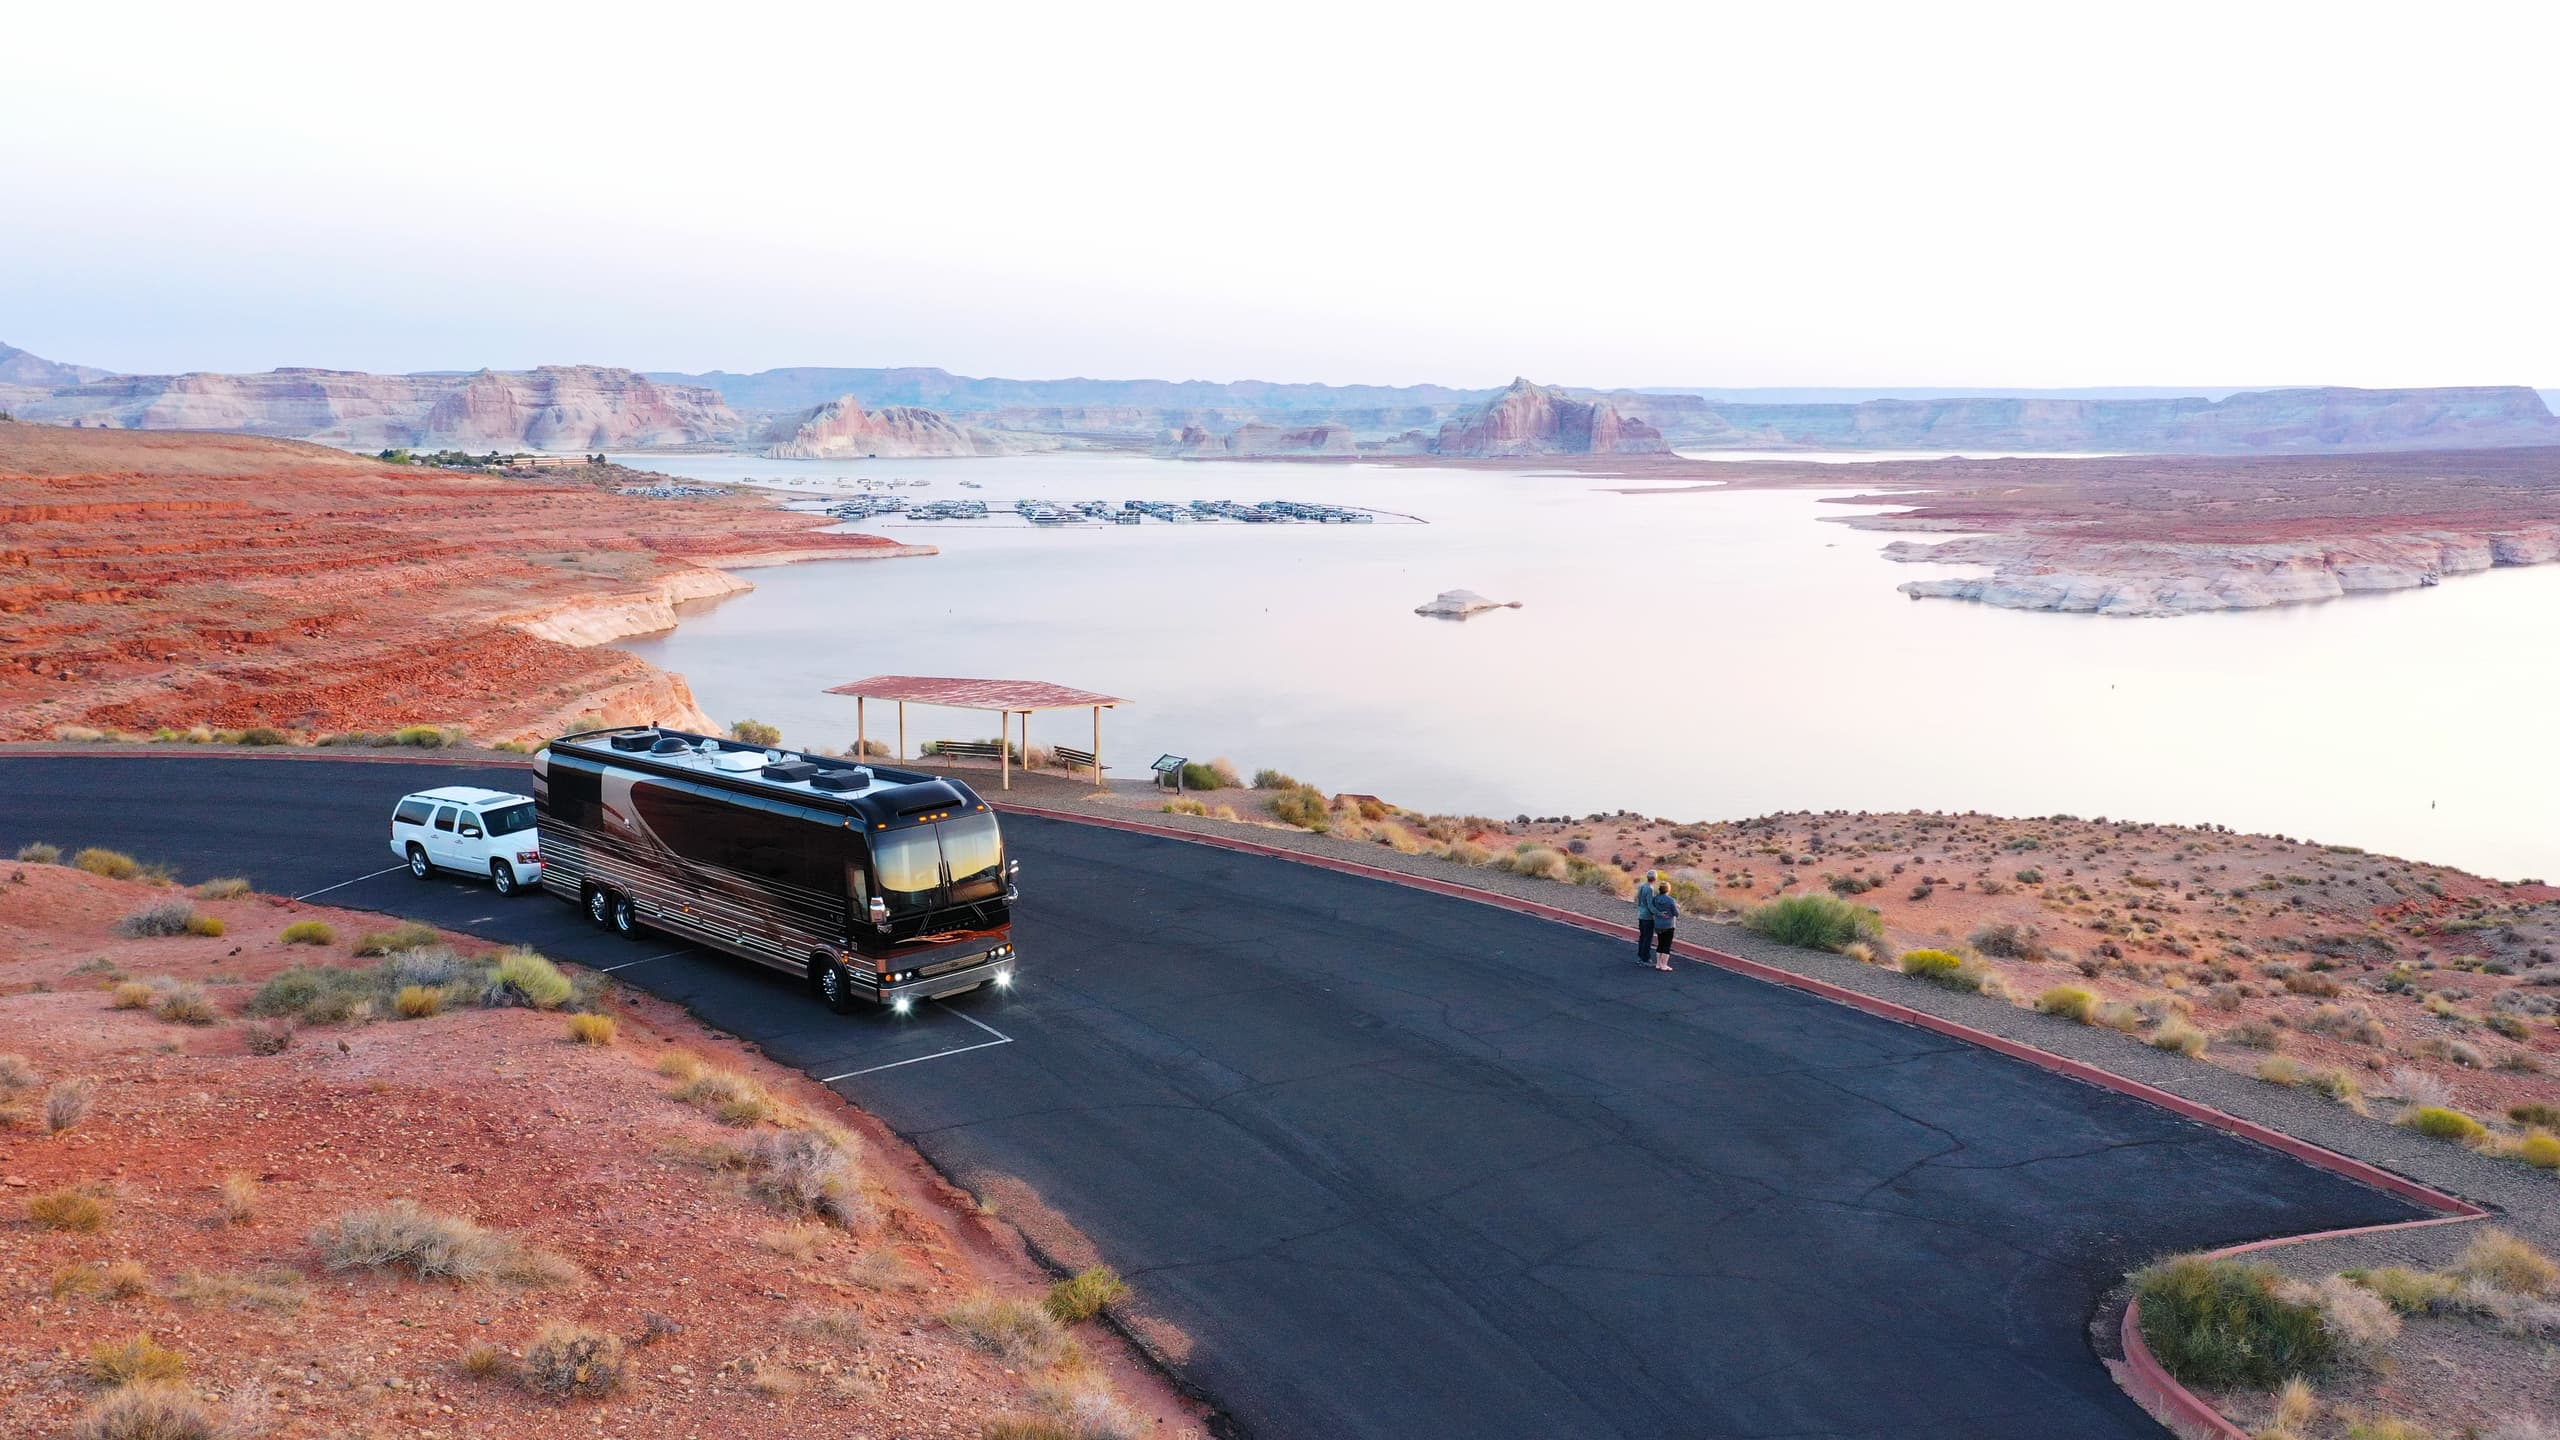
xmin=822 ymin=675 xmax=1128 ymax=790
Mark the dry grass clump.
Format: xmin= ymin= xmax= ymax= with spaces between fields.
xmin=101 ymin=1260 xmax=152 ymax=1299
xmin=1899 ymin=948 xmax=2004 ymax=997
xmin=0 ymin=1052 xmax=38 ymax=1092
xmin=784 ymin=1304 xmax=867 ymax=1342
xmin=352 ymin=922 xmax=440 ymax=957
xmin=655 ymin=1049 xmax=706 ymax=1082
xmin=1743 ymin=892 xmax=1884 ymax=952
xmin=988 ymin=1378 xmax=1145 ymax=1440
xmin=757 ymin=1223 xmax=834 ymax=1261
xmin=241 ymin=1019 xmax=294 ymax=1055
xmin=31 ymin=1183 xmax=113 ymax=1231
xmin=2343 ymin=1417 xmax=2431 ymax=1440
xmin=2515 ymin=1131 xmax=2560 ymax=1170
xmin=47 ymin=1075 xmax=99 ymax=1133
xmin=742 ymin=1123 xmax=872 ymax=1227
xmin=73 ymin=848 xmax=146 ymax=881
xmin=89 ymin=1333 xmax=187 ymax=1385
xmin=279 ymin=920 xmax=335 ymax=946
xmin=2452 ymin=1230 xmax=2558 ymax=1297
xmin=2135 ymin=1254 xmax=2333 ymax=1387
xmin=393 ymin=984 xmax=445 ymax=1018
xmin=118 ymin=902 xmax=202 ymax=938
xmin=566 ymin=1012 xmax=618 ymax=1046
xmin=2259 ymin=1056 xmax=2308 ymax=1088
xmin=2390 ymin=1067 xmax=2458 ymax=1112
xmin=848 ymin=1249 xmax=926 ymax=1291
xmin=310 ymin=1199 xmax=580 ymax=1286
xmin=1492 ymin=843 xmax=1568 ymax=882
xmin=2258 ymin=1376 xmax=2319 ymax=1440
xmin=944 ymin=1293 xmax=1073 ymax=1368
xmin=66 ymin=1382 xmax=221 ymax=1440
xmin=2150 ymin=1020 xmax=2209 ymax=1058
xmin=152 ymin=984 xmax=216 ymax=1026
xmin=521 ymin=1322 xmax=624 ymax=1399
xmin=460 ymin=1341 xmax=512 ymax=1380
xmin=16 ymin=840 xmax=63 ymax=863
xmin=2400 ymin=1106 xmax=2487 ymax=1143
xmin=2035 ymin=986 xmax=2097 ymax=1022
xmin=491 ymin=948 xmax=574 ymax=1009
xmin=190 ymin=876 xmax=251 ymax=900
xmin=167 ymin=1266 xmax=307 ymax=1314
xmin=1045 ymin=1266 xmax=1129 ymax=1323
xmin=183 ymin=914 xmax=225 ymax=937
xmin=110 ymin=981 xmax=156 ymax=1010
xmin=215 ymin=1170 xmax=259 ymax=1225
xmin=674 ymin=1067 xmax=778 ymax=1126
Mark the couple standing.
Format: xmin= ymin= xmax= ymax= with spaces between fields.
xmin=1634 ymin=871 xmax=1679 ymax=971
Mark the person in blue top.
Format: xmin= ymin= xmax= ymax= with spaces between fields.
xmin=1650 ymin=881 xmax=1679 ymax=971
xmin=1633 ymin=870 xmax=1659 ymax=966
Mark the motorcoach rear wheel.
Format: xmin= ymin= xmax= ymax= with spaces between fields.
xmin=585 ymin=885 xmax=613 ymax=928
xmin=610 ymin=893 xmax=641 ymax=938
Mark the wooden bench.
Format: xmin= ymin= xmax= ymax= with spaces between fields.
xmin=1052 ymin=745 xmax=1101 ymax=774
xmin=928 ymin=740 xmax=1008 ymax=762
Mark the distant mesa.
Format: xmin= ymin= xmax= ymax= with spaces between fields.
xmin=763 ymin=394 xmax=1010 ymax=459
xmin=1415 ymin=588 xmax=1522 ymax=619
xmin=1431 ymin=378 xmax=1670 ymax=457
xmin=1164 ymin=420 xmax=1359 ymax=458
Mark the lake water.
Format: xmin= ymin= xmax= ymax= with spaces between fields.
xmin=612 ymin=452 xmax=2560 ymax=881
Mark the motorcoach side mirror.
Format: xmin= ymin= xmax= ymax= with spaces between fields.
xmin=868 ymin=895 xmax=889 ymax=928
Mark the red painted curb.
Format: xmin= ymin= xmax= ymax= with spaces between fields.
xmin=1 ymin=745 xmax=538 ymax=768
xmin=994 ymin=800 xmax=2496 ymax=1440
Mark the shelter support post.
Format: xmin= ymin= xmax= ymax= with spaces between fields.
xmin=1000 ymin=709 xmax=1011 ymax=790
xmin=856 ymin=697 xmax=865 ymax=760
xmin=897 ymin=702 xmax=906 ymax=762
xmin=1092 ymin=705 xmax=1102 ymax=786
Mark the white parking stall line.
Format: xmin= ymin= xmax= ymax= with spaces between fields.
xmin=939 ymin=1003 xmax=1013 ymax=1043
xmin=293 ymin=864 xmax=407 ymax=901
xmin=819 ymin=1035 xmax=1013 ymax=1083
xmin=599 ymin=949 xmax=691 ymax=974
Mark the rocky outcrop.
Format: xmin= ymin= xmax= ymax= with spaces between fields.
xmin=1891 ymin=524 xmax=2560 ymax=616
xmin=1433 ymin=379 xmax=1669 ymax=457
xmin=763 ymin=395 xmax=1000 ymax=458
xmin=0 ymin=342 xmax=110 ymax=389
xmin=1165 ymin=421 xmax=1360 ymax=458
xmin=1414 ymin=588 xmax=1522 ymax=618
xmin=22 ymin=365 xmax=742 ymax=451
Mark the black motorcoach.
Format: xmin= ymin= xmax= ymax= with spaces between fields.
xmin=534 ymin=725 xmax=1017 ymax=1013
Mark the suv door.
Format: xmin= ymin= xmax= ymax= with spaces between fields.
xmin=429 ymin=805 xmax=460 ymax=866
xmin=457 ymin=811 xmax=488 ymax=868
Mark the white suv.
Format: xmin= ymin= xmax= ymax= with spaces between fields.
xmin=389 ymin=787 xmax=542 ymax=895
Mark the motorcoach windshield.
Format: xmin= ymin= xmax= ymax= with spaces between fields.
xmin=871 ymin=812 xmax=1009 ymax=913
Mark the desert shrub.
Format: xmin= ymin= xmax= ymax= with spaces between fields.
xmin=785 ymin=1303 xmax=868 ymax=1343
xmin=1970 ymin=922 xmax=2046 ymax=961
xmin=992 ymin=1378 xmax=1145 ymax=1440
xmin=2391 ymin=1066 xmax=2458 ymax=1112
xmin=2286 ymin=1274 xmax=2401 ymax=1358
xmin=235 ymin=726 xmax=290 ymax=746
xmin=353 ymin=922 xmax=440 ymax=956
xmin=2258 ymin=1056 xmax=2307 ymax=1087
xmin=152 ymin=984 xmax=216 ymax=1025
xmin=389 ymin=725 xmax=451 ymax=748
xmin=522 ymin=1322 xmax=624 ymax=1399
xmin=89 ymin=1333 xmax=186 ymax=1385
xmin=1494 ymin=844 xmax=1569 ymax=882
xmin=1901 ymin=949 xmax=1964 ymax=982
xmin=2517 ymin=1132 xmax=2560 ymax=1169
xmin=674 ymin=1067 xmax=777 ymax=1126
xmin=758 ymin=1223 xmax=833 ymax=1260
xmin=2035 ymin=986 xmax=2096 ymax=1022
xmin=247 ymin=965 xmax=373 ymax=1024
xmin=2304 ymin=1067 xmax=2366 ymax=1111
xmin=1268 ymin=786 xmax=1329 ymax=830
xmin=181 ymin=914 xmax=225 ymax=938
xmin=279 ymin=921 xmax=335 ymax=946
xmin=2401 ymin=1106 xmax=2486 ymax=1142
xmin=2150 ymin=1020 xmax=2208 ymax=1057
xmin=110 ymin=980 xmax=156 ymax=1009
xmin=16 ymin=840 xmax=63 ymax=863
xmin=2353 ymin=1265 xmax=2456 ymax=1314
xmin=394 ymin=985 xmax=445 ymax=1019
xmin=1178 ymin=760 xmax=1237 ymax=791
xmin=47 ymin=1076 xmax=98 ymax=1133
xmin=168 ymin=1266 xmax=306 ymax=1313
xmin=2303 ymin=1004 xmax=2389 ymax=1046
xmin=66 ymin=1382 xmax=219 ymax=1440
xmin=2134 ymin=1254 xmax=2334 ymax=1388
xmin=2511 ymin=1103 xmax=2560 ymax=1129
xmin=655 ymin=1049 xmax=706 ymax=1082
xmin=2343 ymin=1417 xmax=2430 ymax=1440
xmin=118 ymin=902 xmax=200 ymax=939
xmin=461 ymin=1342 xmax=512 ymax=1379
xmin=2453 ymin=1230 xmax=2558 ymax=1296
xmin=2283 ymin=971 xmax=2342 ymax=997
xmin=729 ymin=719 xmax=784 ymax=748
xmin=945 ymin=1293 xmax=1071 ymax=1367
xmin=190 ymin=877 xmax=251 ymax=900
xmin=31 ymin=1182 xmax=112 ymax=1232
xmin=311 ymin=1200 xmax=579 ymax=1285
xmin=2014 ymin=867 xmax=2045 ymax=885
xmin=490 ymin=948 xmax=573 ymax=1009
xmin=74 ymin=848 xmax=145 ymax=880
xmin=2483 ymin=1421 xmax=2560 ymax=1440
xmin=742 ymin=1124 xmax=870 ymax=1226
xmin=849 ymin=1250 xmax=926 ymax=1291
xmin=1743 ymin=893 xmax=1883 ymax=952
xmin=242 ymin=1019 xmax=294 ymax=1055
xmin=1252 ymin=768 xmax=1300 ymax=790
xmin=1045 ymin=1266 xmax=1129 ymax=1323
xmin=2222 ymin=1020 xmax=2282 ymax=1050
xmin=0 ymin=1053 xmax=36 ymax=1092
xmin=567 ymin=1013 xmax=617 ymax=1045
xmin=218 ymin=1173 xmax=259 ymax=1225
xmin=1160 ymin=798 xmax=1208 ymax=817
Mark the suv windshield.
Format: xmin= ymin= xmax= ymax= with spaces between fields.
xmin=482 ymin=802 xmax=535 ymax=836
xmin=870 ymin=813 xmax=1008 ymax=914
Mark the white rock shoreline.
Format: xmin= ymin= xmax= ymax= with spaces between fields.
xmin=1885 ymin=523 xmax=2560 ymax=616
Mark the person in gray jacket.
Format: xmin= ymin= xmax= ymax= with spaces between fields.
xmin=1634 ymin=871 xmax=1659 ymax=966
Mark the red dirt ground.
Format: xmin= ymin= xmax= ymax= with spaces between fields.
xmin=0 ymin=858 xmax=1206 ymax=1439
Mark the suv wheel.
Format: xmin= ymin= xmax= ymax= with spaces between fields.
xmin=406 ymin=844 xmax=432 ymax=880
xmin=585 ymin=885 xmax=613 ymax=928
xmin=610 ymin=893 xmax=642 ymax=938
xmin=811 ymin=955 xmax=860 ymax=1015
xmin=491 ymin=860 xmax=518 ymax=896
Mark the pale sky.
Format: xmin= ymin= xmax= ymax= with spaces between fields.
xmin=5 ymin=1 xmax=2554 ymax=389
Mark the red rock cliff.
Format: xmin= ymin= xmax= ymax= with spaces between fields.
xmin=1433 ymin=378 xmax=1668 ymax=457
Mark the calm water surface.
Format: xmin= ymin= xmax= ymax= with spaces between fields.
xmin=613 ymin=453 xmax=2560 ymax=880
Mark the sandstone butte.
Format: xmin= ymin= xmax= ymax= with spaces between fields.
xmin=0 ymin=424 xmax=927 ymax=742
xmin=1431 ymin=377 xmax=1669 ymax=457
xmin=1165 ymin=420 xmax=1359 ymax=458
xmin=762 ymin=393 xmax=1003 ymax=458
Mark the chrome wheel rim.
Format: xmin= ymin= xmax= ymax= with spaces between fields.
xmin=409 ymin=849 xmax=427 ymax=877
xmin=588 ymin=890 xmax=608 ymax=923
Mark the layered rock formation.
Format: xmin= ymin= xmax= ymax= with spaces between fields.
xmin=20 ymin=364 xmax=742 ymax=451
xmin=1165 ymin=421 xmax=1359 ymax=458
xmin=1890 ymin=526 xmax=2560 ymax=616
xmin=762 ymin=395 xmax=1000 ymax=458
xmin=1414 ymin=589 xmax=1522 ymax=618
xmin=1433 ymin=379 xmax=1669 ymax=457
